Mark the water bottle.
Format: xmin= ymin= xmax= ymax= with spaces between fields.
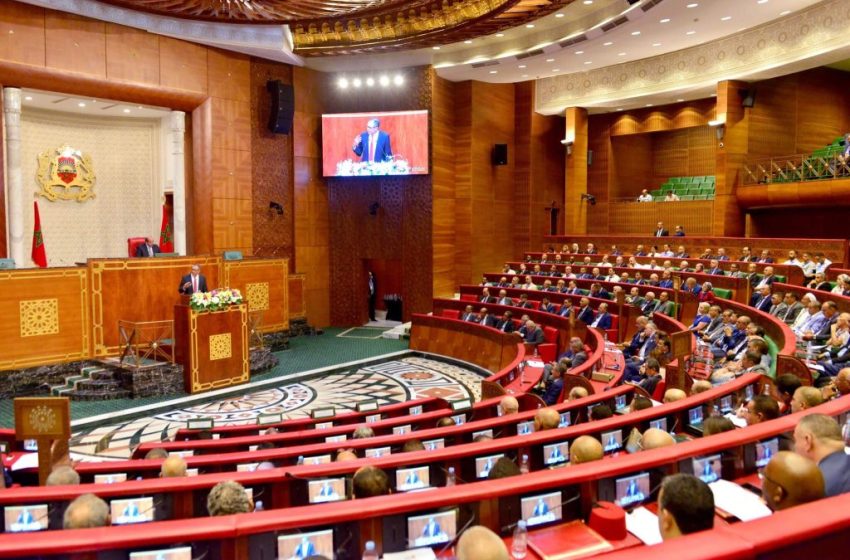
xmin=296 ymin=455 xmax=304 ymax=466
xmin=520 ymin=454 xmax=530 ymax=474
xmin=446 ymin=466 xmax=456 ymax=487
xmin=511 ymin=520 xmax=528 ymax=559
xmin=254 ymin=500 xmax=264 ymax=512
xmin=362 ymin=541 xmax=379 ymax=560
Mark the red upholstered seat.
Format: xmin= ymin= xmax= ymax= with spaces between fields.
xmin=127 ymin=237 xmax=146 ymax=257
xmin=543 ymin=326 xmax=558 ymax=344
xmin=537 ymin=343 xmax=556 ymax=363
xmin=652 ymin=380 xmax=667 ymax=401
xmin=460 ymin=294 xmax=477 ymax=302
xmin=442 ymin=309 xmax=461 ymax=320
xmin=527 ymin=300 xmax=540 ymax=310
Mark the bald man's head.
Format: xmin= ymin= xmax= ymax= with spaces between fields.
xmin=570 ymin=435 xmax=603 ymax=465
xmin=63 ymin=494 xmax=110 ymax=529
xmin=791 ymin=386 xmax=824 ymax=413
xmin=690 ymin=380 xmax=712 ymax=395
xmin=568 ymin=387 xmax=589 ymax=401
xmin=762 ymin=451 xmax=824 ymax=511
xmin=457 ymin=526 xmax=509 ymax=560
xmin=534 ymin=407 xmax=560 ymax=431
xmin=663 ymin=389 xmax=687 ymax=403
xmin=161 ymin=455 xmax=187 ymax=478
xmin=500 ymin=396 xmax=519 ymax=416
xmin=835 ymin=368 xmax=850 ymax=395
xmin=642 ymin=428 xmax=675 ymax=450
xmin=336 ymin=449 xmax=358 ymax=462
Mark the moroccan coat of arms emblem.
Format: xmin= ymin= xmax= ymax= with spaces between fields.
xmin=36 ymin=145 xmax=96 ymax=202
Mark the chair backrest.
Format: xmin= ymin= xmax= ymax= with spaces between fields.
xmin=460 ymin=294 xmax=477 ymax=302
xmin=652 ymin=379 xmax=667 ymax=401
xmin=442 ymin=309 xmax=460 ymax=320
xmin=543 ymin=326 xmax=558 ymax=344
xmin=127 ymin=237 xmax=146 ymax=257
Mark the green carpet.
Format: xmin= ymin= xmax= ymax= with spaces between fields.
xmin=0 ymin=327 xmax=408 ymax=428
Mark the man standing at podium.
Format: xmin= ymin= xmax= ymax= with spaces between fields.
xmin=135 ymin=237 xmax=161 ymax=257
xmin=179 ymin=264 xmax=208 ymax=295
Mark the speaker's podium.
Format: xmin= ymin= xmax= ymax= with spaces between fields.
xmin=174 ymin=302 xmax=250 ymax=394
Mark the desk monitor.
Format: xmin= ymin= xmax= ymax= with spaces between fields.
xmin=365 ymin=414 xmax=382 ymax=424
xmin=365 ymin=447 xmax=392 ymax=459
xmin=258 ymin=413 xmax=283 ymax=425
xmin=475 ymin=454 xmax=505 ymax=478
xmin=95 ymin=473 xmax=127 ymax=484
xmin=185 ymin=468 xmax=199 ymax=477
xmin=452 ymin=399 xmax=472 ymax=411
xmin=755 ymin=438 xmax=779 ymax=468
xmin=244 ymin=488 xmax=253 ymax=502
xmin=543 ymin=442 xmax=569 ymax=466
xmin=393 ymin=425 xmax=412 ymax=436
xmin=688 ymin=406 xmax=705 ymax=429
xmin=559 ymin=413 xmax=571 ymax=428
xmin=169 ymin=450 xmax=194 ymax=458
xmin=110 ymin=497 xmax=154 ymax=525
xmin=614 ymin=394 xmax=628 ymax=412
xmin=692 ymin=454 xmax=722 ymax=484
xmin=602 ymin=430 xmax=623 ymax=453
xmin=517 ymin=421 xmax=535 ymax=436
xmin=409 ymin=405 xmax=424 ymax=416
xmin=649 ymin=417 xmax=667 ymax=432
xmin=325 ymin=434 xmax=347 ymax=444
xmin=396 ymin=466 xmax=430 ymax=492
xmin=277 ymin=528 xmax=334 ymax=560
xmin=308 ymin=478 xmax=346 ymax=504
xmin=237 ymin=462 xmax=260 ymax=472
xmin=357 ymin=401 xmax=379 ymax=413
xmin=614 ymin=472 xmax=650 ymax=508
xmin=0 ymin=442 xmax=7 ymax=453
xmin=744 ymin=385 xmax=755 ymax=401
xmin=249 ymin=445 xmax=259 ymax=452
xmin=314 ymin=421 xmax=333 ymax=430
xmin=451 ymin=414 xmax=466 ymax=425
xmin=423 ymin=439 xmax=445 ymax=451
xmin=312 ymin=408 xmax=336 ymax=420
xmin=407 ymin=510 xmax=457 ymax=548
xmin=719 ymin=395 xmax=734 ymax=414
xmin=187 ymin=418 xmax=214 ymax=430
xmin=130 ymin=546 xmax=192 ymax=560
xmin=472 ymin=429 xmax=494 ymax=441
xmin=304 ymin=455 xmax=332 ymax=466
xmin=129 ymin=546 xmax=192 ymax=560
xmin=521 ymin=491 xmax=562 ymax=527
xmin=4 ymin=504 xmax=48 ymax=532
xmin=23 ymin=440 xmax=37 ymax=452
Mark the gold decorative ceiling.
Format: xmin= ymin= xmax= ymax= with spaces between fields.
xmin=97 ymin=0 xmax=575 ymax=55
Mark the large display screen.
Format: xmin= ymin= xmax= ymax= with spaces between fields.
xmin=322 ymin=110 xmax=429 ymax=177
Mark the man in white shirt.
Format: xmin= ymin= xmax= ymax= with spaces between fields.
xmin=638 ymin=189 xmax=653 ymax=202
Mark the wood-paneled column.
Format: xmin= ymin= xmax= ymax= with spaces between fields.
xmin=713 ymin=80 xmax=748 ymax=236
xmin=565 ymin=107 xmax=588 ymax=234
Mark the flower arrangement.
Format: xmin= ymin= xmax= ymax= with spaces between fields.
xmin=189 ymin=288 xmax=243 ymax=312
xmin=335 ymin=156 xmax=411 ymax=176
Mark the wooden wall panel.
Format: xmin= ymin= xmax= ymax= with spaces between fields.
xmin=527 ymin=95 xmax=565 ymax=253
xmin=0 ymin=268 xmax=90 ymax=370
xmin=747 ymin=207 xmax=850 ymax=239
xmin=565 ymin=107 xmax=588 ymax=234
xmin=513 ymin=82 xmax=533 ymax=258
xmin=212 ymin=198 xmax=253 ymax=253
xmin=611 ymin=134 xmax=652 ymax=199
xmin=609 ymin=100 xmax=715 ymax=136
xmin=714 ymin=80 xmax=747 ymax=236
xmin=191 ymin=98 xmax=215 ymax=255
xmin=105 ymin=24 xmax=160 ymax=85
xmin=586 ymin=114 xmax=612 ymax=234
xmin=44 ymin=12 xmax=106 ymax=78
xmin=209 ymin=147 xmax=253 ymax=199
xmin=0 ymin=88 xmax=5 ymax=258
xmin=0 ymin=2 xmax=45 ymax=67
xmin=431 ymin=74 xmax=458 ymax=299
xmin=159 ymin=37 xmax=208 ymax=94
xmin=223 ymin=258 xmax=289 ymax=332
xmin=208 ymin=50 xmax=251 ymax=104
xmin=452 ymin=81 xmax=473 ymax=288
xmin=606 ymin=200 xmax=714 ymax=235
xmin=250 ymin=59 xmax=294 ymax=262
xmin=288 ymin=273 xmax=307 ymax=318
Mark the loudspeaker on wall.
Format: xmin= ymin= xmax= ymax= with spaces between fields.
xmin=741 ymin=89 xmax=756 ymax=108
xmin=492 ymin=144 xmax=508 ymax=165
xmin=267 ymin=80 xmax=294 ymax=134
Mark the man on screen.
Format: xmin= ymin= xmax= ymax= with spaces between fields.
xmin=421 ymin=516 xmax=446 ymax=539
xmin=292 ymin=536 xmax=316 ymax=559
xmin=352 ymin=118 xmax=392 ymax=163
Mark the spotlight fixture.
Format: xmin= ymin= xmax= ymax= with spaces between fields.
xmin=366 ymin=77 xmax=375 ymax=87
xmin=369 ymin=202 xmax=380 ymax=216
xmin=338 ymin=77 xmax=349 ymax=89
xmin=379 ymin=75 xmax=390 ymax=87
xmin=269 ymin=201 xmax=284 ymax=215
xmin=393 ymin=75 xmax=404 ymax=86
xmin=580 ymin=193 xmax=597 ymax=205
xmin=352 ymin=78 xmax=362 ymax=88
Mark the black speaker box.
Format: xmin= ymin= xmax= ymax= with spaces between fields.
xmin=742 ymin=89 xmax=756 ymax=108
xmin=492 ymin=143 xmax=508 ymax=165
xmin=267 ymin=80 xmax=294 ymax=134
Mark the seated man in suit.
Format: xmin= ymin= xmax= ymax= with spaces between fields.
xmin=750 ymin=285 xmax=773 ymax=312
xmin=589 ymin=283 xmax=609 ymax=300
xmin=480 ymin=308 xmax=499 ymax=328
xmin=716 ymin=248 xmax=730 ymax=261
xmin=575 ymin=297 xmax=595 ymax=324
xmin=778 ymin=292 xmax=804 ymax=325
xmin=479 ymin=288 xmax=495 ymax=303
xmin=654 ymin=221 xmax=669 ymax=237
xmin=590 ymin=302 xmax=612 ymax=330
xmin=706 ymin=259 xmax=725 ymax=276
xmin=738 ymin=246 xmax=755 ymax=262
xmin=496 ymin=310 xmax=516 ymax=333
xmin=540 ymin=363 xmax=566 ymax=406
xmin=461 ymin=305 xmax=479 ymax=322
xmin=655 ymin=292 xmax=675 ymax=317
xmin=757 ymin=250 xmax=774 ymax=264
xmin=640 ymin=292 xmax=660 ymax=316
xmin=636 ymin=358 xmax=664 ymax=396
xmin=135 ymin=236 xmax=160 ymax=258
xmin=497 ymin=289 xmax=513 ymax=306
xmin=519 ymin=320 xmax=544 ymax=346
xmin=178 ymin=264 xmax=208 ymax=295
xmin=755 ymin=266 xmax=776 ymax=289
xmin=538 ymin=297 xmax=556 ymax=314
xmin=711 ymin=315 xmax=750 ymax=360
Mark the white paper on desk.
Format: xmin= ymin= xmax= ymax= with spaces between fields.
xmin=527 ymin=360 xmax=545 ymax=368
xmin=10 ymin=452 xmax=39 ymax=471
xmin=709 ymin=479 xmax=772 ymax=522
xmin=625 ymin=507 xmax=663 ymax=545
xmin=382 ymin=548 xmax=437 ymax=560
xmin=725 ymin=413 xmax=748 ymax=429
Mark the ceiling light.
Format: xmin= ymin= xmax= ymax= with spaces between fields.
xmin=574 ymin=50 xmax=584 ymax=54
xmin=496 ymin=33 xmax=504 ymax=37
xmin=686 ymin=30 xmax=696 ymax=35
xmin=757 ymin=0 xmax=768 ymax=3
xmin=780 ymin=10 xmax=790 ymax=15
xmin=687 ymin=3 xmax=698 ymax=7
xmin=553 ymin=69 xmax=560 ymax=72
xmin=464 ymin=40 xmax=472 ymax=44
xmin=618 ymin=52 xmax=626 ymax=56
xmin=379 ymin=75 xmax=390 ymax=87
xmin=617 ymin=108 xmax=623 ymax=111
xmin=78 ymin=102 xmax=86 ymax=108
xmin=584 ymin=61 xmax=592 ymax=65
xmin=631 ymin=31 xmax=641 ymax=36
xmin=603 ymin=41 xmax=613 ymax=46
xmin=518 ymin=64 xmax=527 ymax=68
xmin=123 ymin=108 xmax=131 ymax=113
xmin=555 ymin=13 xmax=565 ymax=18
xmin=677 ymin=98 xmax=685 ymax=102
xmin=646 ymin=103 xmax=653 ymax=107
xmin=522 ymin=74 xmax=529 ymax=78
xmin=432 ymin=46 xmax=440 ymax=50
xmin=489 ymin=70 xmax=498 ymax=74
xmin=583 ymin=0 xmax=593 ymax=4
xmin=24 ymin=96 xmax=32 ymax=101
xmin=526 ymin=24 xmax=535 ymax=28
xmin=352 ymin=78 xmax=362 ymax=88
xmin=338 ymin=77 xmax=349 ymax=89
xmin=365 ymin=77 xmax=375 ymax=86
xmin=394 ymin=75 xmax=404 ymax=86
xmin=721 ymin=16 xmax=732 ymax=20
xmin=652 ymin=43 xmax=661 ymax=47
xmin=546 ymin=58 xmax=555 ymax=62
xmin=660 ymin=18 xmax=671 ymax=23
xmin=138 ymin=106 xmax=143 ymax=109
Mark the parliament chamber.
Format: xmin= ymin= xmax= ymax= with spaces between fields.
xmin=2 ymin=0 xmax=850 ymax=558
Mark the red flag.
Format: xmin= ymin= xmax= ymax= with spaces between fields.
xmin=159 ymin=205 xmax=174 ymax=253
xmin=31 ymin=201 xmax=47 ymax=268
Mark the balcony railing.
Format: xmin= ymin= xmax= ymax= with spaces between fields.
xmin=742 ymin=151 xmax=850 ymax=185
